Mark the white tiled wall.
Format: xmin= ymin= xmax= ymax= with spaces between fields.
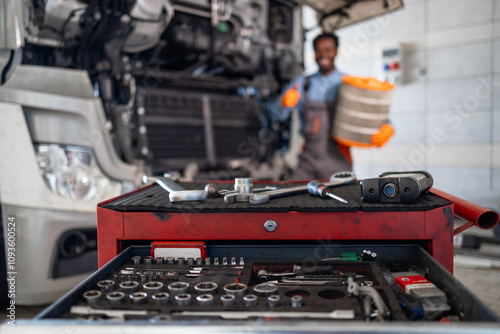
xmin=334 ymin=0 xmax=500 ymax=209
xmin=494 ymin=110 xmax=500 ymax=142
xmin=427 ymin=0 xmax=493 ymax=30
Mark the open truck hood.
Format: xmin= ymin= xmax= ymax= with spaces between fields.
xmin=292 ymin=0 xmax=404 ymax=31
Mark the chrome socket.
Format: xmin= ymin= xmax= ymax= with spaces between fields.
xmin=168 ymin=282 xmax=190 ymax=295
xmin=166 ymin=257 xmax=175 ymax=265
xmin=155 ymin=257 xmax=164 ymax=265
xmin=267 ymin=294 xmax=281 ymax=307
xmin=223 ymin=283 xmax=248 ymax=297
xmin=175 ymin=293 xmax=192 ymax=306
xmin=196 ymin=294 xmax=214 ymax=306
xmin=97 ymin=280 xmax=115 ymax=292
xmin=194 ymin=281 xmax=218 ymax=295
xmin=131 ymin=256 xmax=141 ymax=265
xmin=177 ymin=257 xmax=185 ymax=265
xmin=143 ymin=256 xmax=153 ymax=265
xmin=83 ymin=290 xmax=102 ymax=306
xmin=253 ymin=283 xmax=278 ymax=297
xmin=243 ymin=294 xmax=258 ymax=307
xmin=130 ymin=291 xmax=148 ymax=304
xmin=290 ymin=295 xmax=303 ymax=308
xmin=152 ymin=292 xmax=170 ymax=306
xmin=119 ymin=281 xmax=139 ymax=293
xmin=106 ymin=291 xmax=125 ymax=305
xmin=220 ymin=294 xmax=236 ymax=307
xmin=234 ymin=178 xmax=253 ymax=193
xmin=187 ymin=257 xmax=194 ymax=266
xmin=143 ymin=281 xmax=164 ymax=294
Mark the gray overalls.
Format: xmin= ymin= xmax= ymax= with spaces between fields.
xmin=291 ymin=78 xmax=351 ymax=180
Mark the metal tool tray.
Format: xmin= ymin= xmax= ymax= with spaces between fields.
xmin=9 ymin=244 xmax=497 ymax=333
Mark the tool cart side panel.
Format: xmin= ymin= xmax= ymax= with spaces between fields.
xmin=97 ymin=207 xmax=125 ymax=267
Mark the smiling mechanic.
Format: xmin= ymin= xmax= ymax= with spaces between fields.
xmin=279 ymin=32 xmax=394 ymax=180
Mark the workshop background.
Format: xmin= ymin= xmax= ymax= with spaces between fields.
xmin=304 ymin=0 xmax=500 ymax=211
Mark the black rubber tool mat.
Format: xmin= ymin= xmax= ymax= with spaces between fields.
xmin=102 ymin=182 xmax=451 ymax=213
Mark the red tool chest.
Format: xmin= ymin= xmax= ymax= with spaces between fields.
xmin=97 ymin=181 xmax=457 ymax=271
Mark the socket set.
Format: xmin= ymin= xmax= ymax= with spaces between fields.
xmin=63 ymin=254 xmax=406 ymax=322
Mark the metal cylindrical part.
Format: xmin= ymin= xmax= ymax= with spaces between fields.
xmin=177 ymin=257 xmax=185 ymax=265
xmin=83 ymin=290 xmax=102 ymax=306
xmin=175 ymin=293 xmax=192 ymax=306
xmin=130 ymin=291 xmax=148 ymax=304
xmin=239 ymin=257 xmax=245 ymax=266
xmin=205 ymin=257 xmax=211 ymax=265
xmin=131 ymin=256 xmax=141 ymax=265
xmin=253 ymin=283 xmax=278 ymax=297
xmin=222 ymin=257 xmax=228 ymax=265
xmin=187 ymin=257 xmax=194 ymax=266
xmin=194 ymin=282 xmax=218 ymax=295
xmin=155 ymin=257 xmax=164 ymax=265
xmin=267 ymin=294 xmax=281 ymax=307
xmin=290 ymin=295 xmax=303 ymax=308
xmin=119 ymin=281 xmax=139 ymax=293
xmin=196 ymin=294 xmax=214 ymax=306
xmin=243 ymin=294 xmax=258 ymax=307
xmin=168 ymin=282 xmax=190 ymax=295
xmin=230 ymin=257 xmax=236 ymax=266
xmin=166 ymin=257 xmax=175 ymax=265
xmin=234 ymin=178 xmax=253 ymax=193
xmin=257 ymin=269 xmax=271 ymax=282
xmin=97 ymin=280 xmax=115 ymax=292
xmin=223 ymin=283 xmax=247 ymax=297
xmin=106 ymin=291 xmax=125 ymax=305
xmin=196 ymin=257 xmax=203 ymax=266
xmin=220 ymin=294 xmax=236 ymax=307
xmin=214 ymin=257 xmax=219 ymax=265
xmin=152 ymin=292 xmax=170 ymax=306
xmin=143 ymin=281 xmax=164 ymax=294
xmin=143 ymin=256 xmax=153 ymax=265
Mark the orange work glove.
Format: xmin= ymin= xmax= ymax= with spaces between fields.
xmin=281 ymin=83 xmax=301 ymax=108
xmin=371 ymin=123 xmax=395 ymax=147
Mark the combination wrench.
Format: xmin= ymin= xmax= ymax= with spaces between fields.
xmin=143 ymin=176 xmax=207 ymax=202
xmin=225 ymin=171 xmax=356 ymax=205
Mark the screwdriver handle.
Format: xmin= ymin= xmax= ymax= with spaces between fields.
xmin=307 ymin=180 xmax=348 ymax=204
xmin=307 ymin=180 xmax=331 ymax=198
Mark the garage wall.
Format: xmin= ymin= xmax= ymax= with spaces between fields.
xmin=323 ymin=0 xmax=500 ymax=209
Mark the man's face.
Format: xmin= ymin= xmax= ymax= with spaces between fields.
xmin=315 ymin=37 xmax=337 ymax=75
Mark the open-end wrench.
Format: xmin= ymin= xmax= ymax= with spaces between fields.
xmin=224 ymin=171 xmax=355 ymax=205
xmin=143 ymin=176 xmax=207 ymax=202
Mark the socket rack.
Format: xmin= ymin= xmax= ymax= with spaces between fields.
xmin=60 ymin=253 xmax=435 ymax=322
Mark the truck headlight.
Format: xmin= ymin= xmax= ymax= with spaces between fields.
xmin=35 ymin=144 xmax=134 ymax=202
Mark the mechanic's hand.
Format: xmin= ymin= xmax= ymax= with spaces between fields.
xmin=282 ymin=83 xmax=300 ymax=108
xmin=371 ymin=123 xmax=395 ymax=147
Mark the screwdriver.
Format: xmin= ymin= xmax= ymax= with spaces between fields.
xmin=307 ymin=180 xmax=348 ymax=204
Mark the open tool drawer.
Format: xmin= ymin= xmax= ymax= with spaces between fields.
xmin=25 ymin=244 xmax=498 ymax=333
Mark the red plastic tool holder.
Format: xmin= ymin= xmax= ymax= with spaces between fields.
xmin=97 ymin=187 xmax=456 ymax=273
